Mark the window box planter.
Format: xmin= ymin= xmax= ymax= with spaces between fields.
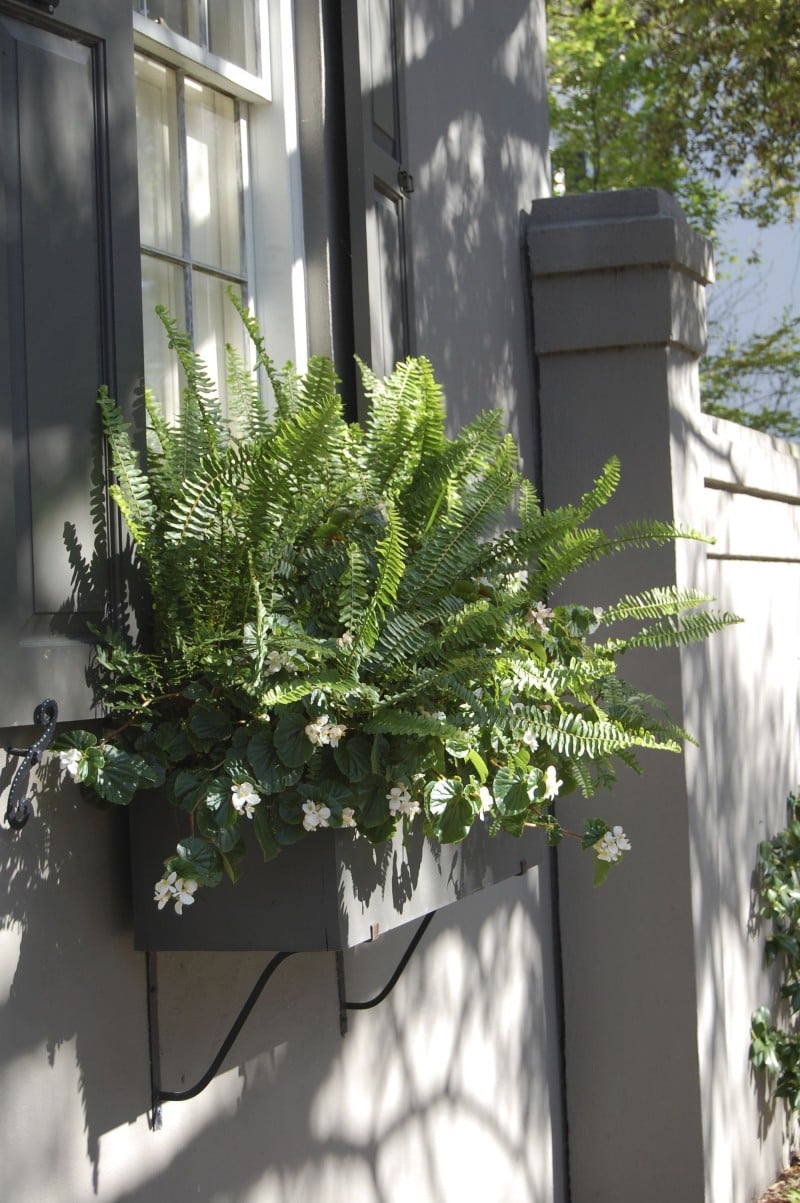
xmin=128 ymin=789 xmax=540 ymax=951
xmin=55 ymin=308 xmax=738 ymax=952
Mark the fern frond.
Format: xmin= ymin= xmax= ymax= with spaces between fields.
xmin=226 ymin=343 xmax=270 ymax=439
xmin=157 ymin=306 xmax=228 ymax=455
xmin=224 ymin=287 xmax=297 ymax=417
xmin=97 ymin=390 xmax=155 ymax=547
xmin=399 ymin=436 xmax=519 ymax=606
xmin=602 ymin=586 xmax=716 ymax=624
xmin=622 ymin=609 xmax=743 ymax=651
xmin=526 ymin=709 xmax=682 ymax=760
xmin=347 ymin=505 xmax=407 ymax=655
xmin=362 ymin=709 xmax=463 ymax=739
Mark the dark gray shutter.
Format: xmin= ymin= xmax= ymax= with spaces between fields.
xmin=0 ymin=1 xmax=142 ymax=726
xmin=341 ymin=0 xmax=414 ymax=383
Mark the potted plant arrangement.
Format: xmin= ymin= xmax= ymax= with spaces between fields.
xmin=54 ymin=299 xmax=738 ymax=950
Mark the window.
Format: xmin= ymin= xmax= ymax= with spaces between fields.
xmin=131 ymin=1 xmax=305 ymax=418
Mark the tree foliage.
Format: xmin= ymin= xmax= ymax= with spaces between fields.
xmin=547 ymin=0 xmax=800 ymax=227
xmin=547 ymin=0 xmax=800 ymax=436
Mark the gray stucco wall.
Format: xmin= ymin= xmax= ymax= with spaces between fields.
xmin=404 ymin=0 xmax=549 ymax=475
xmin=1 ymin=5 xmax=563 ymax=1202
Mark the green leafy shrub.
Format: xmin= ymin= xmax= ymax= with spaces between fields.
xmin=55 ymin=300 xmax=740 ymax=914
xmin=751 ymin=794 xmax=800 ymax=1110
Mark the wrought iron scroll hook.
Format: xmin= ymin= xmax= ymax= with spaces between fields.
xmin=5 ymin=699 xmax=59 ymax=830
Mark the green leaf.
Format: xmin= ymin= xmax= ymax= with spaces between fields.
xmin=466 ymin=747 xmax=489 ymax=783
xmin=253 ymin=807 xmax=281 ymax=861
xmin=248 ymin=727 xmax=304 ymax=792
xmin=271 ymin=812 xmax=308 ymax=846
xmin=582 ymin=817 xmax=608 ymax=850
xmin=188 ymin=703 xmax=232 ymax=743
xmin=593 ymin=856 xmax=613 ymax=887
xmin=52 ymin=730 xmax=98 ymax=753
xmin=196 ymin=798 xmax=242 ymax=854
xmin=274 ymin=709 xmax=313 ymax=768
xmin=492 ymin=766 xmax=531 ymax=817
xmin=173 ymin=836 xmax=224 ymax=887
xmin=93 ymin=747 xmax=150 ymax=806
xmin=333 ymin=735 xmax=372 ymax=783
xmin=425 ymin=778 xmax=475 ymax=843
xmin=170 ymin=769 xmax=208 ymax=812
xmin=352 ymin=774 xmax=392 ymax=829
xmin=155 ymin=723 xmax=193 ymax=762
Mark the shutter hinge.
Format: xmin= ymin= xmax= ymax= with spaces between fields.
xmin=398 ymin=168 xmax=415 ymax=197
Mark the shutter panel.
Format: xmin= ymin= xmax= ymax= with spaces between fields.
xmin=0 ymin=1 xmax=142 ymax=726
xmin=341 ymin=0 xmax=414 ymax=383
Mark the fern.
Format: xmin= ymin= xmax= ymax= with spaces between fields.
xmin=64 ymin=298 xmax=741 ymax=902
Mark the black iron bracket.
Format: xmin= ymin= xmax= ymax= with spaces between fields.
xmin=146 ymin=912 xmax=434 ymax=1130
xmin=336 ymin=910 xmax=435 ymax=1035
xmin=4 ymin=698 xmax=59 ymax=830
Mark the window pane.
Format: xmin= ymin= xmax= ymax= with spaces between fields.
xmin=185 ymin=79 xmax=241 ymax=273
xmin=135 ymin=55 xmax=182 ymax=255
xmin=192 ymin=272 xmax=247 ymax=409
xmin=208 ymin=0 xmax=258 ymax=74
xmin=141 ymin=255 xmax=185 ymax=424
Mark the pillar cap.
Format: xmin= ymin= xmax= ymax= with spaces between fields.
xmin=529 ymin=187 xmax=713 ymax=285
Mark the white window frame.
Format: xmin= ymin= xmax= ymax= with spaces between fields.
xmin=132 ymin=0 xmax=308 ymax=382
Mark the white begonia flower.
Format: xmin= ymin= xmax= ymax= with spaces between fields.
xmin=478 ymin=786 xmax=494 ymax=820
xmin=527 ymin=601 xmax=554 ymax=633
xmin=326 ymin=723 xmax=347 ymax=748
xmin=588 ymin=606 xmax=605 ymax=634
xmin=593 ymin=825 xmax=632 ymax=864
xmin=231 ymin=780 xmax=261 ymax=819
xmin=543 ymin=765 xmax=563 ymax=802
xmin=387 ymin=784 xmax=420 ymax=819
xmin=337 ymin=631 xmax=354 ymax=649
xmin=265 ymin=650 xmax=290 ymax=674
xmin=59 ymin=747 xmax=83 ymax=780
xmin=305 ymin=715 xmax=331 ymax=746
xmin=172 ymin=877 xmax=198 ymax=914
xmin=302 ymin=800 xmax=332 ymax=832
xmin=387 ymin=784 xmax=412 ymax=815
xmin=304 ymin=715 xmax=347 ymax=748
xmin=154 ymin=871 xmax=178 ymax=910
xmin=521 ymin=727 xmax=540 ymax=752
xmin=153 ymin=871 xmax=198 ymax=915
xmin=341 ymin=807 xmax=357 ymax=827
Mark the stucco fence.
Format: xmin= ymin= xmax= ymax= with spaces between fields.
xmin=530 ymin=187 xmax=800 ymax=1203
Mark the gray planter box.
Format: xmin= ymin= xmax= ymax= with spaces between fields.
xmin=128 ymin=791 xmax=540 ymax=952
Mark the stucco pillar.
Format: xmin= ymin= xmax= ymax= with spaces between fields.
xmin=527 ymin=188 xmax=714 ymax=1203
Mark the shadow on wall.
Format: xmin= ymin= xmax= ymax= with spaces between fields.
xmin=678 ymin=413 xmax=800 ymax=1197
xmin=1 ymin=757 xmax=563 ymax=1202
xmin=0 ymin=759 xmax=143 ymax=1187
xmin=107 ymin=854 xmax=562 ymax=1203
xmin=402 ymin=0 xmax=549 ymax=474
